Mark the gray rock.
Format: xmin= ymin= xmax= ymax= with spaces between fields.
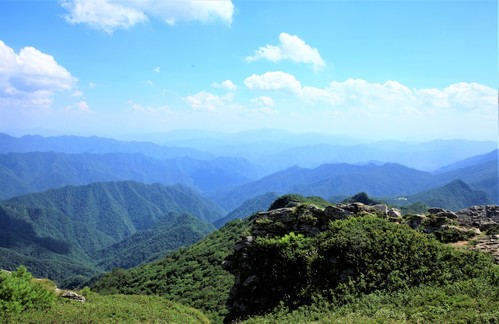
xmin=60 ymin=291 xmax=86 ymax=303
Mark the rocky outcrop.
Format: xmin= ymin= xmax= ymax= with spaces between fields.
xmin=223 ymin=202 xmax=397 ymax=322
xmin=224 ymin=203 xmax=499 ymax=322
xmin=456 ymin=205 xmax=499 ymax=230
xmin=472 ymin=235 xmax=499 ymax=262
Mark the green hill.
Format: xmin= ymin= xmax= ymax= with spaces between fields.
xmin=408 ymin=179 xmax=493 ymax=210
xmin=0 ymin=181 xmax=221 ymax=284
xmin=94 ymin=212 xmax=214 ymax=270
xmin=91 ymin=218 xmax=251 ymax=323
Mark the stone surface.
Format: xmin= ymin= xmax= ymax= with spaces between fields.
xmin=60 ymin=291 xmax=86 ymax=303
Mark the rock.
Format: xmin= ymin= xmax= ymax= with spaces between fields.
xmin=388 ymin=208 xmax=402 ymax=218
xmin=371 ymin=204 xmax=388 ymax=216
xmin=479 ymin=221 xmax=498 ymax=232
xmin=456 ymin=205 xmax=499 ymax=229
xmin=436 ymin=211 xmax=458 ymax=219
xmin=60 ymin=291 xmax=86 ymax=303
xmin=407 ymin=214 xmax=425 ymax=229
xmin=428 ymin=207 xmax=446 ymax=215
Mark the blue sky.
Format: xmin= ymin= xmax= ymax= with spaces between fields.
xmin=0 ymin=0 xmax=497 ymax=140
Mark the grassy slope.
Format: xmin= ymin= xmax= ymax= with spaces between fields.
xmin=11 ymin=293 xmax=210 ymax=324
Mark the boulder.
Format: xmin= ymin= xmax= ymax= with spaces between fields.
xmin=60 ymin=291 xmax=86 ymax=303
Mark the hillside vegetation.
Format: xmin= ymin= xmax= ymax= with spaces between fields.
xmin=91 ymin=219 xmax=250 ymax=322
xmin=90 ymin=195 xmax=499 ymax=323
xmin=0 ymin=181 xmax=219 ymax=285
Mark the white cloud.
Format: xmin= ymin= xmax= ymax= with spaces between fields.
xmin=184 ymin=91 xmax=231 ymax=111
xmin=61 ymin=0 xmax=148 ymax=33
xmin=244 ymin=71 xmax=302 ymax=94
xmin=88 ymin=82 xmax=96 ymax=89
xmin=0 ymin=39 xmax=77 ymax=107
xmin=144 ymin=80 xmax=154 ymax=88
xmin=245 ymin=32 xmax=325 ymax=71
xmin=251 ymin=96 xmax=275 ymax=108
xmin=64 ymin=100 xmax=92 ymax=113
xmin=417 ymin=82 xmax=497 ymax=111
xmin=127 ymin=100 xmax=171 ymax=114
xmin=211 ymin=79 xmax=237 ymax=91
xmin=153 ymin=66 xmax=161 ymax=73
xmin=60 ymin=0 xmax=234 ymax=33
xmin=243 ymin=70 xmax=496 ymax=119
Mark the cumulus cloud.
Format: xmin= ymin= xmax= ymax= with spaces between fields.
xmin=416 ymin=82 xmax=497 ymax=111
xmin=251 ymin=96 xmax=275 ymax=108
xmin=245 ymin=32 xmax=325 ymax=71
xmin=243 ymin=70 xmax=496 ymax=118
xmin=61 ymin=0 xmax=147 ymax=33
xmin=64 ymin=100 xmax=92 ymax=113
xmin=244 ymin=71 xmax=302 ymax=94
xmin=184 ymin=91 xmax=232 ymax=111
xmin=0 ymin=40 xmax=77 ymax=107
xmin=61 ymin=0 xmax=234 ymax=33
xmin=211 ymin=79 xmax=237 ymax=91
xmin=153 ymin=66 xmax=161 ymax=73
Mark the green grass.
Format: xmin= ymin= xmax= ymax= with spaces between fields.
xmin=9 ymin=292 xmax=209 ymax=324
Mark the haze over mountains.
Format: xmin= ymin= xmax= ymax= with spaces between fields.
xmin=0 ymin=130 xmax=497 ymax=285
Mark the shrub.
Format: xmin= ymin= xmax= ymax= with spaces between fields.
xmin=0 ymin=266 xmax=56 ymax=318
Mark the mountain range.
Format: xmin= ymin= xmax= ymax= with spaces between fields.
xmin=0 ymin=131 xmax=497 ymax=287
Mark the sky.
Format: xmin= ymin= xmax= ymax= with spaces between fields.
xmin=0 ymin=0 xmax=497 ymax=141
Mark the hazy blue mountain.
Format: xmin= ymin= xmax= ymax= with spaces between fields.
xmin=434 ymin=149 xmax=498 ymax=174
xmin=436 ymin=159 xmax=498 ymax=204
xmin=157 ymin=129 xmax=365 ymax=160
xmin=406 ymin=180 xmax=493 ymax=210
xmin=214 ymin=163 xmax=436 ymax=211
xmin=0 ymin=152 xmax=262 ymax=199
xmin=0 ymin=133 xmax=213 ymax=160
xmin=213 ymin=192 xmax=279 ymax=228
xmin=256 ymin=140 xmax=497 ymax=172
xmin=215 ymin=151 xmax=499 ymax=211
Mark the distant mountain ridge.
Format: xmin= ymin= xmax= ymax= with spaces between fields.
xmin=214 ymin=157 xmax=498 ymax=211
xmin=0 ymin=151 xmax=263 ymax=199
xmin=0 ymin=133 xmax=213 ymax=160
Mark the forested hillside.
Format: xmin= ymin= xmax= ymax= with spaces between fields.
xmin=0 ymin=181 xmax=220 ymax=284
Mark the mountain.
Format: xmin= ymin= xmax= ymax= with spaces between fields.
xmin=256 ymin=139 xmax=497 ymax=172
xmin=215 ymin=149 xmax=499 ymax=211
xmin=434 ymin=149 xmax=498 ymax=173
xmin=0 ymin=133 xmax=213 ymax=160
xmin=437 ymin=159 xmax=498 ymax=203
xmin=0 ymin=181 xmax=223 ymax=283
xmin=213 ymin=192 xmax=279 ymax=228
xmin=0 ymin=151 xmax=263 ymax=199
xmin=94 ymin=212 xmax=214 ymax=270
xmin=214 ymin=163 xmax=436 ymax=211
xmin=405 ymin=180 xmax=493 ymax=210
